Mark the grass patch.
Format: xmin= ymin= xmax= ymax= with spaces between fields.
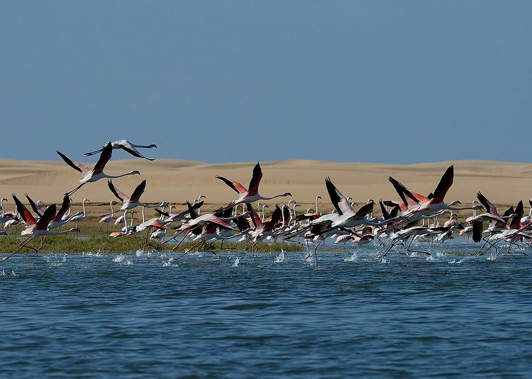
xmin=0 ymin=227 xmax=305 ymax=254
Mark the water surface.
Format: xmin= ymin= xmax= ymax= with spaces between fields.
xmin=1 ymin=241 xmax=531 ymax=377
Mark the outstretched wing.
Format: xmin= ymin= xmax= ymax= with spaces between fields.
xmin=129 ymin=180 xmax=147 ymax=203
xmin=12 ymin=193 xmax=36 ymax=226
xmin=93 ymin=142 xmax=113 ymax=175
xmin=216 ymin=176 xmax=247 ymax=194
xmin=25 ymin=193 xmax=43 ymax=218
xmin=431 ymin=165 xmax=454 ymax=204
xmin=57 ymin=151 xmax=90 ymax=174
xmin=54 ymin=195 xmax=71 ymax=221
xmin=247 ymin=162 xmax=263 ymax=196
xmin=119 ymin=143 xmax=155 ymax=160
xmin=108 ymin=180 xmax=129 ymax=202
xmin=36 ymin=204 xmax=57 ymax=228
xmin=325 ymin=177 xmax=352 ymax=215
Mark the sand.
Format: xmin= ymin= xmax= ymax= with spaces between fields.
xmin=1 ymin=158 xmax=531 ymax=215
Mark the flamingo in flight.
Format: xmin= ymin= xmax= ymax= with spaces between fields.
xmin=388 ymin=165 xmax=481 ymax=220
xmin=84 ymin=139 xmax=158 ymax=161
xmin=216 ymin=162 xmax=292 ymax=208
xmin=108 ymin=179 xmax=162 ymax=211
xmin=57 ymin=141 xmax=140 ymax=196
xmin=2 ymin=195 xmax=79 ymax=261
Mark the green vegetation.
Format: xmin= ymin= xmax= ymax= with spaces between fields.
xmin=0 ymin=220 xmax=305 ymax=254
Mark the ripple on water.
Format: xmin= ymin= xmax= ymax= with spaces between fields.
xmin=0 ymin=246 xmax=531 ymax=377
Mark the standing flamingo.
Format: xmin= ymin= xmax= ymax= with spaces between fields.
xmin=216 ymin=162 xmax=292 ymax=208
xmin=99 ymin=201 xmax=117 ymax=232
xmin=84 ymin=139 xmax=158 ymax=160
xmin=57 ymin=141 xmax=141 ymax=195
xmin=69 ymin=198 xmax=90 ymax=229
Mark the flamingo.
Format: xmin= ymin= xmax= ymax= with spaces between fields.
xmin=69 ymin=198 xmax=90 ymax=229
xmin=84 ymin=139 xmax=158 ymax=160
xmin=2 ymin=196 xmax=79 ymax=261
xmin=0 ymin=198 xmax=15 ymax=224
xmin=49 ymin=195 xmax=72 ymax=229
xmin=107 ymin=179 xmax=163 ymax=211
xmin=216 ymin=162 xmax=292 ymax=208
xmin=388 ymin=166 xmax=482 ymax=220
xmin=324 ymin=177 xmax=380 ymax=229
xmin=57 ymin=141 xmax=141 ymax=195
xmin=99 ymin=201 xmax=117 ymax=232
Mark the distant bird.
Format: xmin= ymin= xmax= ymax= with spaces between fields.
xmin=108 ymin=179 xmax=162 ymax=210
xmin=84 ymin=139 xmax=158 ymax=161
xmin=57 ymin=141 xmax=141 ymax=195
xmin=216 ymin=162 xmax=292 ymax=208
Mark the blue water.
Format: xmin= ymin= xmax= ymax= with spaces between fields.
xmin=1 ymin=240 xmax=531 ymax=377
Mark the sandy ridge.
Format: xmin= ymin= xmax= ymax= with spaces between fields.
xmin=1 ymin=159 xmax=531 ymax=213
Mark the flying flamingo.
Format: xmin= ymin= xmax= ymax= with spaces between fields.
xmin=49 ymin=195 xmax=72 ymax=229
xmin=2 ymin=196 xmax=79 ymax=261
xmin=107 ymin=179 xmax=163 ymax=211
xmin=388 ymin=165 xmax=481 ymax=220
xmin=216 ymin=162 xmax=292 ymax=208
xmin=84 ymin=139 xmax=158 ymax=161
xmin=57 ymin=141 xmax=141 ymax=195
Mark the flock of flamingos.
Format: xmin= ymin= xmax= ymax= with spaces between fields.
xmin=1 ymin=139 xmax=532 ymax=262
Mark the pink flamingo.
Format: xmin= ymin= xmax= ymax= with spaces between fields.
xmin=57 ymin=141 xmax=140 ymax=195
xmin=216 ymin=162 xmax=292 ymax=208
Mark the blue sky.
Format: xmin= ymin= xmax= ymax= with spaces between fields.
xmin=2 ymin=1 xmax=531 ymax=164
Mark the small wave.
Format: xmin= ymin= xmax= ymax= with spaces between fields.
xmin=82 ymin=252 xmax=102 ymax=257
xmin=113 ymin=254 xmax=125 ymax=263
xmin=344 ymin=252 xmax=358 ymax=262
xmin=162 ymin=260 xmax=178 ymax=267
xmin=449 ymin=259 xmax=464 ymax=264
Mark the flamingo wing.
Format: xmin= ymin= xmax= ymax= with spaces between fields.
xmin=118 ymin=142 xmax=154 ymax=160
xmin=430 ymin=165 xmax=454 ymax=204
xmin=57 ymin=151 xmax=90 ymax=174
xmin=388 ymin=176 xmax=423 ymax=207
xmin=354 ymin=202 xmax=374 ymax=219
xmin=25 ymin=193 xmax=43 ymax=217
xmin=12 ymin=194 xmax=36 ymax=226
xmin=216 ymin=176 xmax=247 ymax=194
xmin=325 ymin=177 xmax=352 ymax=215
xmin=54 ymin=195 xmax=71 ymax=221
xmin=206 ymin=215 xmax=235 ymax=230
xmin=247 ymin=162 xmax=263 ymax=196
xmin=476 ymin=192 xmax=494 ymax=214
xmin=93 ymin=142 xmax=113 ymax=175
xmin=108 ymin=180 xmax=129 ymax=202
xmin=36 ymin=204 xmax=57 ymax=229
xmin=264 ymin=205 xmax=282 ymax=230
xmin=246 ymin=203 xmax=262 ymax=228
xmin=129 ymin=180 xmax=147 ymax=203
xmin=510 ymin=200 xmax=524 ymax=229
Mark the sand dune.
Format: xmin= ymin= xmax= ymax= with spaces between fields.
xmin=1 ymin=159 xmax=531 ymax=214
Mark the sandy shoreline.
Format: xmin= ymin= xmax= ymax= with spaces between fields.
xmin=1 ymin=158 xmax=531 ymax=215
